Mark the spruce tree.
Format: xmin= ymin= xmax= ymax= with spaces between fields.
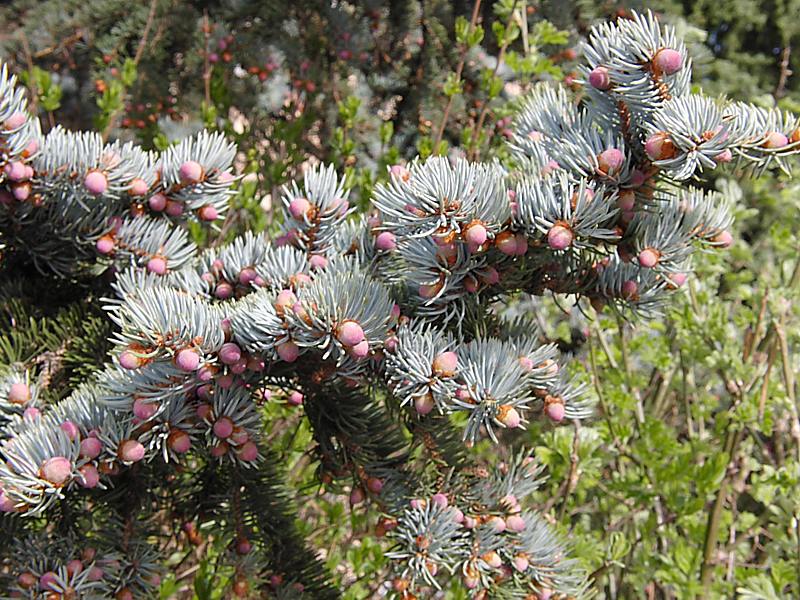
xmin=1 ymin=9 xmax=799 ymax=599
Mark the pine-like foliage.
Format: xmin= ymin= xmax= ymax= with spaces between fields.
xmin=1 ymin=11 xmax=799 ymax=599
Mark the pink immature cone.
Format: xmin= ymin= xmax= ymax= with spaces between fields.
xmin=464 ymin=222 xmax=487 ymax=246
xmin=84 ymin=171 xmax=108 ymax=195
xmin=545 ymin=401 xmax=566 ymax=423
xmin=239 ymin=267 xmax=257 ymax=285
xmin=495 ymin=231 xmax=517 ymax=256
xmin=12 ymin=183 xmax=30 ymax=201
xmin=198 ymin=205 xmax=219 ymax=221
xmin=287 ymin=391 xmax=304 ymax=406
xmin=506 ymin=514 xmax=526 ymax=532
xmin=4 ymin=161 xmax=26 ymax=181
xmin=277 ymin=341 xmax=300 ymax=362
xmin=60 ymin=420 xmax=79 ymax=440
xmin=547 ymin=223 xmax=574 ymax=250
xmin=482 ymin=551 xmax=502 ymax=568
xmin=350 ymin=487 xmax=365 ymax=505
xmin=513 ymin=555 xmax=530 ymax=572
xmin=147 ymin=256 xmax=167 ymax=275
xmin=7 ymin=381 xmax=31 ymax=404
xmin=39 ymin=571 xmax=59 ymax=591
xmin=148 ymin=193 xmax=167 ymax=212
xmin=653 ymin=48 xmax=683 ymax=75
xmin=336 ymin=320 xmax=365 ymax=347
xmin=638 ymin=248 xmax=660 ymax=268
xmin=367 ymin=477 xmax=384 ymax=493
xmin=237 ymin=441 xmax=259 ymax=462
xmin=350 ymin=339 xmax=370 ymax=360
xmin=588 ymin=66 xmax=611 ymax=90
xmin=414 ymin=393 xmax=435 ymax=415
xmin=431 ymin=493 xmax=448 ymax=508
xmin=41 ymin=456 xmax=72 ymax=485
xmin=618 ymin=190 xmax=636 ymax=212
xmin=5 ymin=111 xmax=26 ymax=129
xmin=128 ymin=178 xmax=149 ymax=196
xmin=66 ymin=559 xmax=84 ymax=577
xmin=18 ymin=572 xmax=37 ymax=588
xmin=598 ymin=148 xmax=624 ymax=175
xmin=288 ymin=196 xmax=311 ymax=219
xmin=176 ymin=348 xmax=201 ymax=372
xmin=763 ymin=131 xmax=789 ymax=149
xmin=309 ymin=254 xmax=328 ymax=270
xmin=215 ymin=282 xmax=234 ymax=299
xmin=432 ymin=351 xmax=458 ymax=377
xmin=219 ymin=342 xmax=242 ymax=365
xmin=645 ymin=132 xmax=677 ymax=161
xmin=230 ymin=357 xmax=247 ymax=374
xmin=375 ymin=231 xmax=397 ymax=251
xmin=481 ymin=267 xmax=500 ymax=285
xmin=518 ymin=356 xmax=534 ymax=372
xmin=119 ymin=440 xmax=145 ymax=462
xmin=165 ymin=200 xmax=184 ymax=216
xmin=713 ymin=230 xmax=733 ymax=248
xmin=95 ymin=235 xmax=115 ymax=255
xmin=621 ymin=279 xmax=639 ymax=300
xmin=119 ymin=350 xmax=142 ymax=370
xmin=196 ymin=402 xmax=212 ymax=419
xmin=168 ymin=430 xmax=192 ymax=453
xmin=78 ymin=464 xmax=100 ymax=488
xmin=214 ymin=417 xmax=235 ymax=438
xmin=133 ymin=398 xmax=158 ymax=420
xmin=488 ymin=516 xmax=506 ymax=533
xmin=497 ymin=405 xmax=521 ymax=429
xmin=80 ymin=437 xmax=103 ymax=459
xmin=716 ymin=149 xmax=733 ymax=163
xmin=236 ymin=538 xmax=252 ymax=555
xmin=179 ymin=160 xmax=203 ymax=183
xmin=669 ymin=272 xmax=688 ymax=288
xmin=0 ymin=491 xmax=15 ymax=512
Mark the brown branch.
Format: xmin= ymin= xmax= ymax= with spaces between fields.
xmin=558 ymin=421 xmax=581 ymax=520
xmin=202 ymin=10 xmax=212 ymax=107
xmin=18 ymin=30 xmax=37 ymax=113
xmin=468 ymin=0 xmax=519 ymax=161
xmin=432 ymin=0 xmax=482 ymax=154
xmin=102 ymin=0 xmax=159 ymax=141
xmin=775 ymin=45 xmax=792 ymax=100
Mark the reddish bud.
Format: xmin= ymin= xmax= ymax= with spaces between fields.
xmin=7 ymin=382 xmax=31 ymax=404
xmin=497 ymin=405 xmax=521 ymax=429
xmin=432 ymin=351 xmax=458 ymax=377
xmin=84 ymin=171 xmax=108 ymax=195
xmin=653 ymin=48 xmax=683 ymax=75
xmin=375 ymin=231 xmax=397 ymax=251
xmin=598 ymin=148 xmax=624 ymax=174
xmin=336 ymin=320 xmax=365 ymax=347
xmin=414 ymin=392 xmax=435 ymax=415
xmin=638 ymin=248 xmax=660 ymax=268
xmin=119 ymin=440 xmax=145 ymax=462
xmin=588 ymin=66 xmax=611 ymax=90
xmin=41 ymin=457 xmax=72 ymax=485
xmin=213 ymin=417 xmax=234 ymax=438
xmin=148 ymin=193 xmax=167 ymax=212
xmin=78 ymin=464 xmax=100 ymax=488
xmin=547 ymin=223 xmax=574 ymax=250
xmin=645 ymin=131 xmax=677 ymax=161
xmin=176 ymin=348 xmax=200 ymax=372
xmin=179 ymin=160 xmax=203 ymax=183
